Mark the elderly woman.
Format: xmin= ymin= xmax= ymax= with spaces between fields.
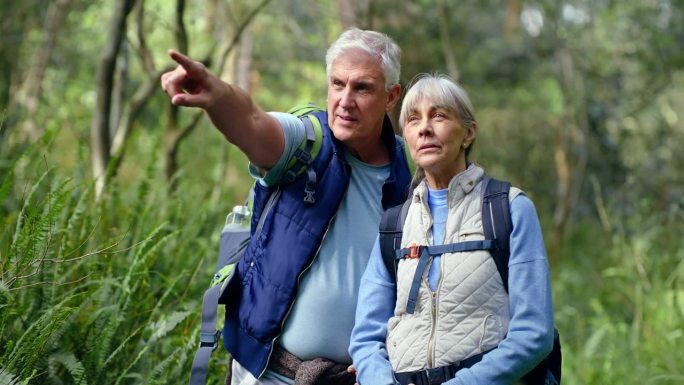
xmin=349 ymin=74 xmax=556 ymax=385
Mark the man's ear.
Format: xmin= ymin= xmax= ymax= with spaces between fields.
xmin=385 ymin=84 xmax=401 ymax=111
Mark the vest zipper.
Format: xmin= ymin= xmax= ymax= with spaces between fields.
xmin=260 ymin=170 xmax=350 ymax=377
xmin=426 ymin=256 xmax=444 ymax=369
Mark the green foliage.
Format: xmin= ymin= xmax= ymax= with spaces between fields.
xmin=555 ymin=202 xmax=684 ymax=384
xmin=0 ymin=137 xmax=231 ymax=384
xmin=1 ymin=0 xmax=683 ymax=384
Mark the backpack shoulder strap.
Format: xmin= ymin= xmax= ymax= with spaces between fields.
xmin=282 ymin=103 xmax=324 ymax=204
xmin=481 ymin=175 xmax=512 ymax=292
xmin=189 ymin=188 xmax=280 ymax=385
xmin=379 ymin=199 xmax=411 ymax=282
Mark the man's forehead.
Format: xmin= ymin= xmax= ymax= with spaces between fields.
xmin=330 ymin=51 xmax=384 ymax=79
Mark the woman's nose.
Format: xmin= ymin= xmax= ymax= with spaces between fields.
xmin=418 ymin=119 xmax=432 ymax=136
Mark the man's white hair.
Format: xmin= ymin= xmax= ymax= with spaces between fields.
xmin=325 ymin=28 xmax=401 ymax=91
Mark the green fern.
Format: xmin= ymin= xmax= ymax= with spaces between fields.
xmin=113 ymin=344 xmax=149 ymax=385
xmin=60 ymin=184 xmax=92 ymax=257
xmin=2 ymin=306 xmax=74 ymax=379
xmin=8 ymin=169 xmax=51 ymax=274
xmin=89 ymin=308 xmax=123 ymax=375
xmin=0 ymin=367 xmax=19 ymax=385
xmin=6 ymin=174 xmax=72 ymax=291
xmin=147 ymin=310 xmax=192 ymax=344
xmin=0 ymin=169 xmax=13 ymax=206
xmin=119 ymin=223 xmax=169 ymax=304
xmin=145 ymin=346 xmax=182 ymax=385
xmin=48 ymin=351 xmax=88 ymax=385
xmin=146 ymin=270 xmax=186 ymax=319
xmin=101 ymin=324 xmax=145 ymax=370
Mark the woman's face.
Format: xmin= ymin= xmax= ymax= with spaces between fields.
xmin=403 ymin=97 xmax=476 ymax=188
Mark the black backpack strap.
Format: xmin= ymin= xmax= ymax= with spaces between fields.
xmin=379 ymin=199 xmax=411 ymax=282
xmin=481 ymin=175 xmax=512 ymax=292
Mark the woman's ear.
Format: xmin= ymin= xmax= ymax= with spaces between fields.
xmin=464 ymin=121 xmax=477 ymax=147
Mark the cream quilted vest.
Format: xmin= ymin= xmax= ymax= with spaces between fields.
xmin=386 ymin=165 xmax=521 ymax=372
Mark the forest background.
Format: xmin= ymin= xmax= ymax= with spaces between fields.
xmin=1 ymin=0 xmax=683 ymax=384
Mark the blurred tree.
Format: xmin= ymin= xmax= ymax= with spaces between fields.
xmin=91 ymin=0 xmax=137 ymax=199
xmin=0 ymin=0 xmax=64 ymax=144
xmin=162 ymin=0 xmax=271 ymax=187
xmin=13 ymin=0 xmax=74 ymax=142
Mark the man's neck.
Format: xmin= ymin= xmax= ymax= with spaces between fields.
xmin=345 ymin=138 xmax=390 ymax=165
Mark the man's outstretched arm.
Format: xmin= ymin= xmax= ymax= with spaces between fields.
xmin=160 ymin=50 xmax=284 ymax=170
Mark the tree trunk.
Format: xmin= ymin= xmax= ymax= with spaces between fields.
xmin=109 ymin=0 xmax=170 ymax=180
xmin=235 ymin=25 xmax=254 ymax=93
xmin=552 ymin=120 xmax=571 ymax=259
xmin=91 ymin=0 xmax=137 ymax=200
xmin=436 ymin=0 xmax=459 ymax=80
xmin=550 ymin=46 xmax=589 ymax=261
xmin=16 ymin=0 xmax=73 ymax=141
xmin=110 ymin=40 xmax=129 ymax=141
xmin=163 ymin=0 xmax=189 ymax=188
xmin=504 ymin=0 xmax=520 ymax=41
xmin=163 ymin=0 xmax=271 ymax=186
xmin=335 ymin=0 xmax=356 ymax=30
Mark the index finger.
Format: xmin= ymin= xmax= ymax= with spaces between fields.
xmin=168 ymin=49 xmax=204 ymax=78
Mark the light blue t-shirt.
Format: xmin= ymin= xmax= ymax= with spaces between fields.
xmin=250 ymin=113 xmax=390 ymax=378
xmin=427 ymin=188 xmax=448 ymax=290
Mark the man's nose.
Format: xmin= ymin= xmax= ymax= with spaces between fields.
xmin=339 ymin=87 xmax=354 ymax=108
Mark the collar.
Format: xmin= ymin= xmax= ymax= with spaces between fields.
xmin=413 ymin=164 xmax=485 ymax=207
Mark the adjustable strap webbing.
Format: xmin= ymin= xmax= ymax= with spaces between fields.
xmin=402 ymin=240 xmax=497 ymax=315
xmin=188 ymin=190 xmax=280 ymax=385
xmin=394 ymin=349 xmax=489 ymax=385
xmin=283 ymin=116 xmax=318 ymax=204
xmin=394 ymin=240 xmax=497 ymax=260
xmin=189 ymin=283 xmax=223 ymax=385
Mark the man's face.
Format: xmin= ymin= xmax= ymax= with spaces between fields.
xmin=326 ymin=49 xmax=399 ymax=152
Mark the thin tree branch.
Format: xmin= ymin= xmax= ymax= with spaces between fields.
xmin=216 ymin=0 xmax=272 ymax=76
xmin=135 ymin=0 xmax=155 ymax=74
xmin=9 ymin=274 xmax=92 ymax=291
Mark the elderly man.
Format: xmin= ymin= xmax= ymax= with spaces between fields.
xmin=161 ymin=28 xmax=411 ymax=385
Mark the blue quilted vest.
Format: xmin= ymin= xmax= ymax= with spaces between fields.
xmin=220 ymin=111 xmax=412 ymax=377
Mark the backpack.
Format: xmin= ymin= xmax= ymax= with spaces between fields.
xmin=187 ymin=104 xmax=325 ymax=385
xmin=378 ymin=175 xmax=562 ymax=385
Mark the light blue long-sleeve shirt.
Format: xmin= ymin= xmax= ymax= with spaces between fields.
xmin=349 ymin=188 xmax=555 ymax=385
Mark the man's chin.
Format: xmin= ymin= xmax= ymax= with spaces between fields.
xmin=331 ymin=124 xmax=355 ymax=140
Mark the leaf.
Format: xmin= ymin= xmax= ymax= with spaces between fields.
xmin=148 ymin=310 xmax=192 ymax=344
xmin=49 ymin=351 xmax=88 ymax=385
xmin=583 ymin=323 xmax=608 ymax=359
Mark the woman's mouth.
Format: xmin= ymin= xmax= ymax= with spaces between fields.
xmin=418 ymin=143 xmax=440 ymax=151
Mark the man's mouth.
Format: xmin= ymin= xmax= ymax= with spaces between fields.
xmin=337 ymin=113 xmax=357 ymax=122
